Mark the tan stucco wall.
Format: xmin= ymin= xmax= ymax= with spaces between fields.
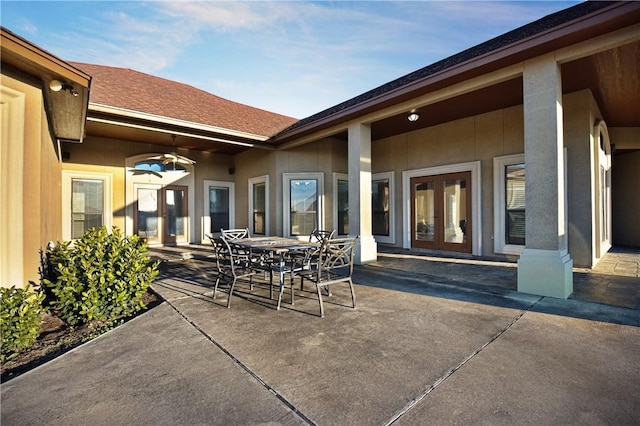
xmin=372 ymin=105 xmax=525 ymax=256
xmin=63 ymin=135 xmax=234 ymax=242
xmin=611 ymin=130 xmax=640 ymax=247
xmin=235 ymin=138 xmax=347 ymax=235
xmin=563 ymin=90 xmax=602 ymax=267
xmin=1 ymin=73 xmax=62 ymax=287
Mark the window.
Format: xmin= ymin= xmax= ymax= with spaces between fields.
xmin=283 ymin=173 xmax=324 ymax=238
xmin=71 ymin=179 xmax=104 ymax=238
xmin=333 ymin=173 xmax=349 ymax=236
xmin=493 ymin=154 xmax=525 ymax=255
xmin=372 ymin=172 xmax=395 ymax=244
xmin=62 ymin=171 xmax=112 ymax=240
xmin=133 ymin=159 xmax=185 ymax=173
xmin=505 ymin=164 xmax=525 ymax=245
xmin=249 ymin=176 xmax=269 ymax=236
xmin=203 ymin=180 xmax=234 ymax=238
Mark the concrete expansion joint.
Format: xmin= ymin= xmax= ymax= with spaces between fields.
xmin=384 ymin=296 xmax=543 ymax=426
xmin=162 ymin=298 xmax=316 ymax=426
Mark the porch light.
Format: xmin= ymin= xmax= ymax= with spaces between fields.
xmin=49 ymin=79 xmax=79 ymax=96
xmin=407 ymin=112 xmax=420 ymax=122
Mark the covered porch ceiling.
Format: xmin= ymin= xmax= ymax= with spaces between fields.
xmin=338 ymin=40 xmax=639 ymax=143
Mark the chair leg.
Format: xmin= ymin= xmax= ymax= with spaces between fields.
xmin=226 ymin=278 xmax=236 ymax=308
xmin=213 ymin=276 xmax=221 ymax=299
xmin=348 ymin=279 xmax=356 ymax=309
xmin=317 ymin=284 xmax=325 ymax=318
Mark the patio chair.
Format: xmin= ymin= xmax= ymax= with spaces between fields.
xmin=309 ymin=229 xmax=336 ymax=244
xmin=296 ymin=236 xmax=358 ymax=318
xmin=221 ymin=228 xmax=250 ymax=240
xmin=213 ymin=238 xmax=256 ymax=308
xmin=296 ymin=229 xmax=336 ymax=292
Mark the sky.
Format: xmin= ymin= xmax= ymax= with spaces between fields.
xmin=2 ymin=1 xmax=581 ymax=119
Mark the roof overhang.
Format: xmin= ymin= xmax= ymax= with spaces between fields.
xmin=85 ymin=103 xmax=275 ymax=155
xmin=1 ymin=27 xmax=91 ymax=143
xmin=271 ymin=1 xmax=640 ymax=145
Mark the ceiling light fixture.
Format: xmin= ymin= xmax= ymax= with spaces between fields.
xmin=49 ymin=79 xmax=79 ymax=96
xmin=407 ymin=111 xmax=420 ymax=122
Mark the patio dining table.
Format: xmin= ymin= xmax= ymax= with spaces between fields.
xmin=230 ymin=236 xmax=320 ymax=310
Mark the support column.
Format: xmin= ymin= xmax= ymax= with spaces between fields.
xmin=518 ymin=54 xmax=573 ymax=299
xmin=348 ymin=123 xmax=377 ymax=264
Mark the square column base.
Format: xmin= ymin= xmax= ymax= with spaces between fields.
xmin=518 ymin=248 xmax=573 ymax=299
xmin=354 ymin=235 xmax=377 ymax=265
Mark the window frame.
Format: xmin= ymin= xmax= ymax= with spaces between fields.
xmin=248 ymin=175 xmax=270 ymax=236
xmin=283 ymin=172 xmax=324 ymax=239
xmin=372 ymin=171 xmax=395 ymax=244
xmin=203 ymin=180 xmax=235 ymax=241
xmin=493 ymin=153 xmax=525 ymax=255
xmin=62 ymin=170 xmax=112 ymax=241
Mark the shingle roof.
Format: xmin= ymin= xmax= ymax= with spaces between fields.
xmin=71 ymin=62 xmax=297 ymax=138
xmin=273 ymin=0 xmax=618 ymax=138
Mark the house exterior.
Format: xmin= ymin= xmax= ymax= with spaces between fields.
xmin=2 ymin=1 xmax=639 ymax=300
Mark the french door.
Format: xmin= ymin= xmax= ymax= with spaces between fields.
xmin=135 ymin=185 xmax=188 ymax=244
xmin=411 ymin=172 xmax=471 ymax=253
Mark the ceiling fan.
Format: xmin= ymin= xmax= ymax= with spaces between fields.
xmin=149 ymin=152 xmax=196 ymax=166
xmin=145 ymin=135 xmax=196 ymax=169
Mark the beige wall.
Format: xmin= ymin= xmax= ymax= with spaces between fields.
xmin=1 ymin=73 xmax=62 ymax=288
xmin=63 ymin=135 xmax=233 ymax=241
xmin=235 ymin=138 xmax=346 ymax=236
xmin=612 ymin=151 xmax=640 ymax=247
xmin=372 ymin=105 xmax=525 ymax=256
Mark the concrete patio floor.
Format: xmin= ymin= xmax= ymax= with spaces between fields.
xmin=2 ymin=245 xmax=638 ymax=425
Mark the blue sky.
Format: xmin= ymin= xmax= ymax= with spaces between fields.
xmin=2 ymin=1 xmax=581 ymax=119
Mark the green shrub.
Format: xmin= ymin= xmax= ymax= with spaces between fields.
xmin=43 ymin=226 xmax=159 ymax=326
xmin=1 ymin=285 xmax=45 ymax=362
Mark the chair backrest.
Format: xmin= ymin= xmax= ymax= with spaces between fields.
xmin=221 ymin=228 xmax=250 ymax=240
xmin=317 ymin=236 xmax=358 ymax=278
xmin=205 ymin=233 xmax=216 ymax=246
xmin=309 ymin=229 xmax=336 ymax=244
xmin=209 ymin=236 xmax=230 ymax=274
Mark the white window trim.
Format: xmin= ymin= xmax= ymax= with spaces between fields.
xmin=372 ymin=171 xmax=395 ymax=244
xmin=203 ymin=180 xmax=235 ymax=242
xmin=283 ymin=172 xmax=324 ymax=239
xmin=249 ymin=175 xmax=270 ymax=236
xmin=402 ymin=161 xmax=481 ymax=255
xmin=493 ymin=153 xmax=525 ymax=255
xmin=62 ymin=170 xmax=113 ymax=241
xmin=333 ymin=173 xmax=348 ymax=236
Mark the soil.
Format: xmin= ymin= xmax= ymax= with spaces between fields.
xmin=1 ymin=290 xmax=162 ymax=383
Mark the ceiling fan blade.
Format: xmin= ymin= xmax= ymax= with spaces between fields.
xmin=175 ymin=156 xmax=196 ymax=165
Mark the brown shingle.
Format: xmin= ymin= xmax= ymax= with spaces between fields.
xmin=71 ymin=62 xmax=297 ymax=138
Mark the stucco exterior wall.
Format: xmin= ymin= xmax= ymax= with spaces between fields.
xmin=612 ymin=150 xmax=640 ymax=247
xmin=609 ymin=127 xmax=640 ymax=248
xmin=563 ymin=90 xmax=601 ymax=267
xmin=63 ymin=136 xmax=233 ymax=242
xmin=1 ymin=73 xmax=62 ymax=287
xmin=372 ymin=104 xmax=525 ymax=256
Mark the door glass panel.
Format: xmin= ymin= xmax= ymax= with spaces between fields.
xmin=290 ymin=179 xmax=317 ymax=236
xmin=443 ymin=178 xmax=467 ymax=244
xmin=372 ymin=179 xmax=390 ymax=236
xmin=252 ymin=182 xmax=266 ymax=235
xmin=209 ymin=186 xmax=230 ymax=233
xmin=166 ymin=188 xmax=185 ymax=237
xmin=414 ymin=181 xmax=434 ymax=242
xmin=137 ymin=188 xmax=158 ymax=239
xmin=505 ymin=164 xmax=525 ymax=245
xmin=337 ymin=179 xmax=349 ymax=235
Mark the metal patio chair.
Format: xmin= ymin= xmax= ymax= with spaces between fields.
xmin=296 ymin=236 xmax=358 ymax=318
xmin=220 ymin=228 xmax=250 ymax=240
xmin=212 ymin=238 xmax=256 ymax=308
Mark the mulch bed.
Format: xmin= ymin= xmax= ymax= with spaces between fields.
xmin=1 ymin=290 xmax=162 ymax=383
